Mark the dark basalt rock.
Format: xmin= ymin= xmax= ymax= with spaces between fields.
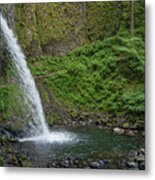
xmin=0 ymin=125 xmax=17 ymax=138
xmin=119 ymin=148 xmax=145 ymax=170
xmin=126 ymin=161 xmax=138 ymax=169
xmin=0 ymin=4 xmax=14 ymax=76
xmin=89 ymin=161 xmax=101 ymax=169
xmin=89 ymin=160 xmax=106 ymax=169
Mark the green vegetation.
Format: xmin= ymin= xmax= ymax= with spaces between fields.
xmin=29 ymin=32 xmax=144 ymax=125
xmin=0 ymin=85 xmax=14 ymax=121
xmin=0 ymin=80 xmax=28 ymax=131
xmin=0 ymin=1 xmax=145 ymax=169
xmin=14 ymin=2 xmax=123 ymax=56
xmin=0 ymin=1 xmax=145 ymax=130
xmin=13 ymin=1 xmax=144 ymax=57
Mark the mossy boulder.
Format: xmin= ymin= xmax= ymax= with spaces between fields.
xmin=122 ymin=122 xmax=130 ymax=128
xmin=69 ymin=109 xmax=79 ymax=119
xmin=100 ymin=118 xmax=108 ymax=124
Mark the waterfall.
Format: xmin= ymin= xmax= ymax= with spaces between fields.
xmin=0 ymin=14 xmax=77 ymax=143
xmin=0 ymin=14 xmax=49 ymax=137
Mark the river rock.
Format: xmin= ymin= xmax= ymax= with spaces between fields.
xmin=89 ymin=161 xmax=101 ymax=169
xmin=95 ymin=121 xmax=102 ymax=126
xmin=138 ymin=148 xmax=145 ymax=156
xmin=103 ymin=159 xmax=110 ymax=164
xmin=98 ymin=160 xmax=105 ymax=168
xmin=70 ymin=109 xmax=78 ymax=119
xmin=139 ymin=161 xmax=145 ymax=170
xmin=0 ymin=126 xmax=16 ymax=138
xmin=73 ymin=159 xmax=80 ymax=165
xmin=126 ymin=161 xmax=138 ymax=169
xmin=136 ymin=155 xmax=145 ymax=162
xmin=122 ymin=122 xmax=129 ymax=128
xmin=87 ymin=119 xmax=93 ymax=126
xmin=113 ymin=127 xmax=125 ymax=135
xmin=61 ymin=162 xmax=69 ymax=168
xmin=79 ymin=121 xmax=86 ymax=126
xmin=126 ymin=130 xmax=135 ymax=136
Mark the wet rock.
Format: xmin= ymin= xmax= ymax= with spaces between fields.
xmin=0 ymin=126 xmax=16 ymax=138
xmin=82 ymin=160 xmax=87 ymax=166
xmin=71 ymin=112 xmax=78 ymax=119
xmin=51 ymin=162 xmax=56 ymax=167
xmin=142 ymin=131 xmax=145 ymax=136
xmin=89 ymin=161 xmax=100 ymax=169
xmin=81 ymin=112 xmax=90 ymax=118
xmin=120 ymin=148 xmax=145 ymax=170
xmin=122 ymin=122 xmax=129 ymax=128
xmin=126 ymin=130 xmax=135 ymax=136
xmin=87 ymin=119 xmax=93 ymax=126
xmin=95 ymin=121 xmax=102 ymax=126
xmin=98 ymin=160 xmax=105 ymax=168
xmin=126 ymin=161 xmax=138 ymax=169
xmin=63 ymin=121 xmax=68 ymax=126
xmin=100 ymin=118 xmax=108 ymax=124
xmin=139 ymin=161 xmax=145 ymax=170
xmin=113 ymin=127 xmax=125 ymax=135
xmin=64 ymin=160 xmax=69 ymax=164
xmin=74 ymin=159 xmax=80 ymax=165
xmin=138 ymin=148 xmax=145 ymax=156
xmin=72 ymin=121 xmax=77 ymax=126
xmin=119 ymin=159 xmax=126 ymax=168
xmin=132 ymin=122 xmax=143 ymax=130
xmin=61 ymin=162 xmax=69 ymax=168
xmin=98 ymin=126 xmax=102 ymax=129
xmin=79 ymin=121 xmax=86 ymax=127
xmin=107 ymin=122 xmax=113 ymax=127
xmin=136 ymin=156 xmax=145 ymax=162
xmin=103 ymin=159 xmax=110 ymax=164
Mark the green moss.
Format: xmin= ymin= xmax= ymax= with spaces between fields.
xmin=0 ymin=156 xmax=3 ymax=166
xmin=122 ymin=123 xmax=130 ymax=128
xmin=100 ymin=118 xmax=108 ymax=123
xmin=13 ymin=1 xmax=144 ymax=57
xmin=45 ymin=112 xmax=62 ymax=126
xmin=69 ymin=109 xmax=78 ymax=119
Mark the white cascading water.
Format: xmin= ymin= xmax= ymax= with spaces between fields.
xmin=0 ymin=14 xmax=76 ymax=143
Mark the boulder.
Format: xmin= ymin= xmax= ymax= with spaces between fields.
xmin=122 ymin=122 xmax=129 ymax=128
xmin=126 ymin=130 xmax=135 ymax=136
xmin=0 ymin=125 xmax=16 ymax=138
xmin=126 ymin=161 xmax=138 ymax=169
xmin=89 ymin=161 xmax=101 ymax=169
xmin=113 ymin=127 xmax=125 ymax=135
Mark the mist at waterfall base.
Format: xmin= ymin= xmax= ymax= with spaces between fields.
xmin=0 ymin=14 xmax=77 ymax=144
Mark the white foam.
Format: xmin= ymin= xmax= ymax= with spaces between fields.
xmin=19 ymin=131 xmax=78 ymax=144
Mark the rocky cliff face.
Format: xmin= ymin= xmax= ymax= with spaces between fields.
xmin=0 ymin=4 xmax=14 ymax=28
xmin=1 ymin=1 xmax=144 ymax=58
xmin=0 ymin=2 xmax=123 ymax=58
xmin=14 ymin=2 xmax=123 ymax=57
xmin=14 ymin=3 xmax=87 ymax=57
xmin=0 ymin=4 xmax=14 ymax=76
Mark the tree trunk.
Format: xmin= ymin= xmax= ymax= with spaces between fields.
xmin=130 ymin=0 xmax=134 ymax=36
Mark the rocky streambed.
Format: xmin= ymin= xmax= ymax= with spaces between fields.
xmin=0 ymin=126 xmax=145 ymax=170
xmin=44 ymin=108 xmax=144 ymax=137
